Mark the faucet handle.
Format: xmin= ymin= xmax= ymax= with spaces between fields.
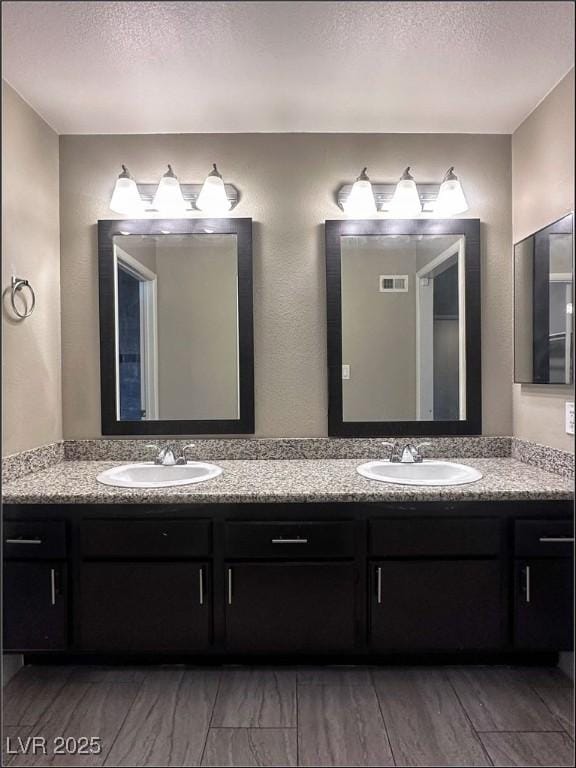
xmin=415 ymin=441 xmax=432 ymax=455
xmin=381 ymin=441 xmax=398 ymax=461
xmin=181 ymin=443 xmax=196 ymax=463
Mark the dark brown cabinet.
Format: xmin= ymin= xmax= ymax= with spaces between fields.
xmin=4 ymin=562 xmax=68 ymax=651
xmin=80 ymin=562 xmax=211 ymax=652
xmin=3 ymin=503 xmax=572 ymax=659
xmin=3 ymin=521 xmax=68 ymax=651
xmin=514 ymin=560 xmax=573 ymax=650
xmin=370 ymin=560 xmax=502 ymax=651
xmin=513 ymin=519 xmax=574 ymax=651
xmin=225 ymin=562 xmax=356 ymax=653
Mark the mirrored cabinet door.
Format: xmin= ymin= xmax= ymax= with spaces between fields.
xmin=99 ymin=219 xmax=254 ymax=435
xmin=326 ymin=219 xmax=481 ymax=437
xmin=514 ymin=213 xmax=574 ymax=385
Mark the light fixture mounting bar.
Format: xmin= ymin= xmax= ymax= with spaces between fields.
xmin=337 ymin=183 xmax=440 ymax=212
xmin=136 ymin=183 xmax=239 ymax=211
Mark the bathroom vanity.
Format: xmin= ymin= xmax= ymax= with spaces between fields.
xmin=3 ymin=455 xmax=573 ymax=661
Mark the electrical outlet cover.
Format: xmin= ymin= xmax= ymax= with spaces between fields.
xmin=565 ymin=402 xmax=574 ymax=435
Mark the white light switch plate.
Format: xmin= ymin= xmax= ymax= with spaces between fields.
xmin=342 ymin=364 xmax=351 ymax=380
xmin=566 ymin=402 xmax=575 ymax=435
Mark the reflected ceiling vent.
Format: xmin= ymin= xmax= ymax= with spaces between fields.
xmin=379 ymin=275 xmax=409 ymax=293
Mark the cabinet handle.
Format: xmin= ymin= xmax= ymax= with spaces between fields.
xmin=50 ymin=568 xmax=56 ymax=606
xmin=377 ymin=567 xmax=382 ymax=605
xmin=271 ymin=538 xmax=308 ymax=544
xmin=199 ymin=568 xmax=204 ymax=605
xmin=539 ymin=537 xmax=574 ymax=543
xmin=227 ymin=568 xmax=233 ymax=605
xmin=5 ymin=538 xmax=43 ymax=545
xmin=524 ymin=565 xmax=531 ymax=604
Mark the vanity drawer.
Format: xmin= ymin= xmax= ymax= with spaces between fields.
xmin=224 ymin=521 xmax=355 ymax=559
xmin=4 ymin=521 xmax=67 ymax=560
xmin=81 ymin=520 xmax=212 ymax=559
xmin=370 ymin=518 xmax=500 ymax=557
xmin=515 ymin=520 xmax=574 ymax=558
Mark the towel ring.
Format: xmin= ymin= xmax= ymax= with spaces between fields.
xmin=10 ymin=276 xmax=36 ymax=319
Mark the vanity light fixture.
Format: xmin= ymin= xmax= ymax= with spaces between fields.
xmin=337 ymin=166 xmax=469 ymax=216
xmin=196 ymin=164 xmax=232 ymax=215
xmin=433 ymin=167 xmax=469 ymax=216
xmin=109 ymin=165 xmax=144 ymax=215
xmin=342 ymin=168 xmax=377 ymax=217
xmin=108 ymin=165 xmax=240 ymax=216
xmin=152 ymin=165 xmax=188 ymax=215
xmin=388 ymin=167 xmax=422 ymax=217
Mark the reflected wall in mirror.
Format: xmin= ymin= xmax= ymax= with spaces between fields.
xmin=326 ymin=219 xmax=481 ymax=436
xmin=514 ymin=213 xmax=573 ymax=385
xmin=341 ymin=234 xmax=465 ymax=422
xmin=99 ymin=219 xmax=254 ymax=435
xmin=114 ymin=234 xmax=239 ymax=421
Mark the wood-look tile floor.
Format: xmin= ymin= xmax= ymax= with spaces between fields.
xmin=2 ymin=665 xmax=574 ymax=767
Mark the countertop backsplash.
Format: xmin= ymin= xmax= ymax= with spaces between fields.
xmin=2 ymin=436 xmax=573 ymax=485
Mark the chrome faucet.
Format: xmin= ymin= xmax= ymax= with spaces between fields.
xmin=146 ymin=443 xmax=195 ymax=466
xmin=382 ymin=441 xmax=432 ymax=463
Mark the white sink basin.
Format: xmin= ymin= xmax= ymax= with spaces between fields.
xmin=96 ymin=461 xmax=222 ymax=489
xmin=357 ymin=460 xmax=482 ymax=486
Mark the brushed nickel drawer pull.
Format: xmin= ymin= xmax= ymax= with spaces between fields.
xmin=539 ymin=537 xmax=574 ymax=543
xmin=271 ymin=538 xmax=308 ymax=544
xmin=199 ymin=568 xmax=204 ymax=605
xmin=50 ymin=568 xmax=56 ymax=606
xmin=5 ymin=538 xmax=43 ymax=545
xmin=377 ymin=567 xmax=382 ymax=605
xmin=525 ymin=565 xmax=531 ymax=604
xmin=227 ymin=568 xmax=233 ymax=605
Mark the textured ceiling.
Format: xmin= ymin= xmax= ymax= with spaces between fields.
xmin=2 ymin=1 xmax=574 ymax=134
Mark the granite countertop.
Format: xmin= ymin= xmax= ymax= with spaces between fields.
xmin=1 ymin=457 xmax=573 ymax=504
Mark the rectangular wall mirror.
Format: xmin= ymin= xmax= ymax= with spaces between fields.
xmin=98 ymin=218 xmax=254 ymax=435
xmin=326 ymin=219 xmax=481 ymax=436
xmin=514 ymin=213 xmax=573 ymax=385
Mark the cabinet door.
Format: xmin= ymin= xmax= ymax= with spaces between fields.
xmin=371 ymin=560 xmax=502 ymax=651
xmin=3 ymin=562 xmax=67 ymax=651
xmin=515 ymin=559 xmax=574 ymax=650
xmin=80 ymin=562 xmax=210 ymax=652
xmin=225 ymin=563 xmax=356 ymax=653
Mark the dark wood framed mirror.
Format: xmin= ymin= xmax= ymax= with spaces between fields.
xmin=514 ymin=213 xmax=574 ymax=385
xmin=325 ymin=218 xmax=482 ymax=436
xmin=98 ymin=217 xmax=254 ymax=435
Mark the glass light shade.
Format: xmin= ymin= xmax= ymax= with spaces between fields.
xmin=343 ymin=170 xmax=377 ymax=217
xmin=152 ymin=168 xmax=187 ymax=214
xmin=110 ymin=176 xmax=143 ymax=215
xmin=196 ymin=173 xmax=231 ymax=215
xmin=434 ymin=176 xmax=468 ymax=216
xmin=388 ymin=169 xmax=421 ymax=217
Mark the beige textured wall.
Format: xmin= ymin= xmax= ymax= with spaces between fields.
xmin=59 ymin=133 xmax=512 ymax=438
xmin=1 ymin=82 xmax=61 ymax=454
xmin=512 ymin=69 xmax=575 ymax=451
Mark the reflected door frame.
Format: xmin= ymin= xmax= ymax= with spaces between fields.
xmin=548 ymin=272 xmax=573 ymax=385
xmin=415 ymin=238 xmax=466 ymax=421
xmin=529 ymin=215 xmax=574 ymax=385
xmin=114 ymin=249 xmax=159 ymax=420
